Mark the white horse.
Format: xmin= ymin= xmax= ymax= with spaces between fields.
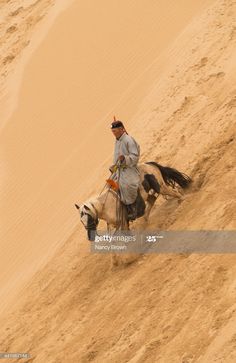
xmin=75 ymin=161 xmax=191 ymax=241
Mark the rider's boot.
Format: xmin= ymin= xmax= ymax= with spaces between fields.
xmin=126 ymin=203 xmax=137 ymax=221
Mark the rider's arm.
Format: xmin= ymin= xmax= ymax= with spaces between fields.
xmin=124 ymin=137 xmax=140 ymax=167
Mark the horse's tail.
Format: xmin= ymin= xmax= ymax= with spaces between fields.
xmin=146 ymin=161 xmax=192 ymax=189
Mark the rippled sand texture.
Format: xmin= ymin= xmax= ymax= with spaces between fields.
xmin=1 ymin=0 xmax=236 ymax=362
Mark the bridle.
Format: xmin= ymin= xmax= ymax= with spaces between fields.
xmin=80 ymin=204 xmax=99 ymax=230
xmin=80 ymin=161 xmax=127 ymax=234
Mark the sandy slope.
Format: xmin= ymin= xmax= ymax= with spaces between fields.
xmin=0 ymin=0 xmax=74 ymax=314
xmin=0 ymin=0 xmax=73 ymax=124
xmin=0 ymin=0 xmax=236 ymax=362
xmin=0 ymin=0 xmax=213 ymax=315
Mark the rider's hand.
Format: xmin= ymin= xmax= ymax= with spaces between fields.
xmin=109 ymin=164 xmax=116 ymax=173
xmin=118 ymin=155 xmax=125 ymax=162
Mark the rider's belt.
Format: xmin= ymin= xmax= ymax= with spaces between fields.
xmin=118 ymin=164 xmax=127 ymax=169
xmin=112 ymin=164 xmax=127 ymax=173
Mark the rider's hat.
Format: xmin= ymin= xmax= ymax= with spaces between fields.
xmin=110 ymin=120 xmax=124 ymax=129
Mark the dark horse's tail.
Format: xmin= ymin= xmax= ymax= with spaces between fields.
xmin=146 ymin=161 xmax=192 ymax=189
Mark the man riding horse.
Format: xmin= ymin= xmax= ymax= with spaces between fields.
xmin=75 ymin=118 xmax=192 ymax=240
xmin=109 ymin=120 xmax=141 ymax=221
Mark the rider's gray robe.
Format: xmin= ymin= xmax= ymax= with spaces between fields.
xmin=112 ymin=132 xmax=140 ymax=205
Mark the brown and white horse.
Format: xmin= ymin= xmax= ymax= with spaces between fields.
xmin=75 ymin=161 xmax=191 ymax=241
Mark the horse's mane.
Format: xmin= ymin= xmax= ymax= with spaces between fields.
xmin=84 ymin=187 xmax=116 ymax=211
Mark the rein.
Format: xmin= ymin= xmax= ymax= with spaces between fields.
xmin=85 ymin=161 xmax=127 ymax=235
xmin=96 ymin=161 xmax=124 ymax=233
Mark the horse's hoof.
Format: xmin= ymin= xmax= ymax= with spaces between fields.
xmin=111 ymin=255 xmax=119 ymax=267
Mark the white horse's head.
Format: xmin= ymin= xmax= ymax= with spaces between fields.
xmin=75 ymin=202 xmax=99 ymax=241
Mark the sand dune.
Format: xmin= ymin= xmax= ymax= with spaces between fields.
xmin=0 ymin=0 xmax=214 ymax=314
xmin=0 ymin=0 xmax=236 ymax=362
xmin=0 ymin=0 xmax=73 ymax=125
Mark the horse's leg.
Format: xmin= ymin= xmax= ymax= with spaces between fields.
xmin=123 ymin=219 xmax=129 ymax=230
xmin=160 ymin=183 xmax=184 ymax=199
xmin=144 ymin=192 xmax=158 ymax=222
xmin=144 ymin=203 xmax=152 ymax=221
xmin=107 ymin=223 xmax=119 ymax=267
xmin=107 ymin=223 xmax=124 ymax=268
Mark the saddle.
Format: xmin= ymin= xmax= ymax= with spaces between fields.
xmin=106 ymin=182 xmax=146 ymax=221
xmin=122 ymin=188 xmax=146 ymax=221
